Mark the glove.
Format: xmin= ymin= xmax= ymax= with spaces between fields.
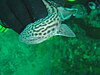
xmin=0 ymin=0 xmax=65 ymax=34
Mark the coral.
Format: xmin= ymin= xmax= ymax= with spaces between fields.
xmin=87 ymin=9 xmax=100 ymax=28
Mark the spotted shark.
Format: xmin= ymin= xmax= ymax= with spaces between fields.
xmin=19 ymin=0 xmax=77 ymax=44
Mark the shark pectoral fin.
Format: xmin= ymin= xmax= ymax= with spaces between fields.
xmin=58 ymin=7 xmax=77 ymax=20
xmin=56 ymin=24 xmax=76 ymax=37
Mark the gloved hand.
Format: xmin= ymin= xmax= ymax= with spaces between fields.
xmin=0 ymin=0 xmax=65 ymax=34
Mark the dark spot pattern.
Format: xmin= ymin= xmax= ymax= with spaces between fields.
xmin=41 ymin=23 xmax=58 ymax=32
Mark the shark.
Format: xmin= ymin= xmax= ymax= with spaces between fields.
xmin=19 ymin=0 xmax=77 ymax=44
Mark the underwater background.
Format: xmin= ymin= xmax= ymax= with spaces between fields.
xmin=0 ymin=0 xmax=100 ymax=75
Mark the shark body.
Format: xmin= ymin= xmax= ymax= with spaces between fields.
xmin=19 ymin=0 xmax=76 ymax=44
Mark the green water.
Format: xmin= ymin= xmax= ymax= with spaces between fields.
xmin=0 ymin=23 xmax=100 ymax=75
xmin=0 ymin=0 xmax=100 ymax=75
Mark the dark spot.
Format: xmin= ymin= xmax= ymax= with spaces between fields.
xmin=27 ymin=32 xmax=30 ymax=34
xmin=47 ymin=30 xmax=51 ymax=33
xmin=32 ymin=33 xmax=34 ymax=36
xmin=43 ymin=33 xmax=46 ymax=35
xmin=57 ymin=18 xmax=60 ymax=21
xmin=52 ymin=28 xmax=55 ymax=31
xmin=53 ymin=15 xmax=58 ymax=21
xmin=23 ymin=36 xmax=26 ymax=39
xmin=46 ymin=20 xmax=49 ymax=23
xmin=23 ymin=37 xmax=25 ymax=38
xmin=39 ymin=33 xmax=42 ymax=35
xmin=47 ymin=20 xmax=53 ymax=24
xmin=35 ymin=33 xmax=38 ymax=36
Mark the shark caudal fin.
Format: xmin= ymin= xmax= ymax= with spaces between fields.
xmin=55 ymin=24 xmax=76 ymax=37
